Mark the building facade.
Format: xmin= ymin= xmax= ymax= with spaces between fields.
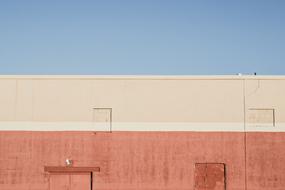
xmin=0 ymin=75 xmax=285 ymax=190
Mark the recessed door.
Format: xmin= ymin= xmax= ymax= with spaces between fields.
xmin=50 ymin=174 xmax=70 ymax=190
xmin=50 ymin=173 xmax=91 ymax=190
xmin=194 ymin=163 xmax=225 ymax=190
xmin=70 ymin=174 xmax=91 ymax=190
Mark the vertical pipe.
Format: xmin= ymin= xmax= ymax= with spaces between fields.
xmin=110 ymin=108 xmax=112 ymax=133
xmin=243 ymin=79 xmax=247 ymax=190
xmin=90 ymin=172 xmax=93 ymax=190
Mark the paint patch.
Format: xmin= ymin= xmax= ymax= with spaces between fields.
xmin=194 ymin=163 xmax=225 ymax=190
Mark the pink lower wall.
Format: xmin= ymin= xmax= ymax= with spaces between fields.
xmin=0 ymin=132 xmax=284 ymax=190
xmin=246 ymin=133 xmax=285 ymax=190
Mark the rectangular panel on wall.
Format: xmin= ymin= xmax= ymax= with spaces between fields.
xmin=49 ymin=174 xmax=91 ymax=190
xmin=93 ymin=108 xmax=112 ymax=131
xmin=70 ymin=174 xmax=91 ymax=190
xmin=50 ymin=175 xmax=70 ymax=190
xmin=194 ymin=163 xmax=225 ymax=190
xmin=247 ymin=108 xmax=275 ymax=127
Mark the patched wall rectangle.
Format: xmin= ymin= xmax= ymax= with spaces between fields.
xmin=93 ymin=108 xmax=112 ymax=131
xmin=194 ymin=163 xmax=225 ymax=190
xmin=247 ymin=108 xmax=275 ymax=127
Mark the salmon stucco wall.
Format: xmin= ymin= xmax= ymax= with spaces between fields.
xmin=0 ymin=131 xmax=247 ymax=190
xmin=246 ymin=133 xmax=285 ymax=190
xmin=1 ymin=132 xmax=285 ymax=190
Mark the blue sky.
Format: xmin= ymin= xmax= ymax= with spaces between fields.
xmin=0 ymin=0 xmax=284 ymax=75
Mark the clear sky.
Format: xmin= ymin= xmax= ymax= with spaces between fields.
xmin=0 ymin=0 xmax=284 ymax=75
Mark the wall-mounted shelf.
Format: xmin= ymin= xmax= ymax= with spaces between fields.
xmin=44 ymin=166 xmax=100 ymax=174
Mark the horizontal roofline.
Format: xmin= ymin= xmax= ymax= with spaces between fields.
xmin=0 ymin=75 xmax=284 ymax=80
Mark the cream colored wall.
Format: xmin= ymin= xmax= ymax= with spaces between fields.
xmin=0 ymin=76 xmax=284 ymax=129
xmin=0 ymin=80 xmax=17 ymax=121
xmin=107 ymin=79 xmax=244 ymax=123
xmin=245 ymin=79 xmax=285 ymax=128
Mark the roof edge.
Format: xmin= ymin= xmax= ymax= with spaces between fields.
xmin=0 ymin=75 xmax=284 ymax=80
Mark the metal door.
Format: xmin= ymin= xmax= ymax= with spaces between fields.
xmin=70 ymin=174 xmax=91 ymax=190
xmin=194 ymin=163 xmax=225 ymax=190
xmin=50 ymin=175 xmax=69 ymax=190
xmin=50 ymin=173 xmax=91 ymax=190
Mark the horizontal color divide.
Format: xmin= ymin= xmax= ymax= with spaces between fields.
xmin=0 ymin=122 xmax=285 ymax=132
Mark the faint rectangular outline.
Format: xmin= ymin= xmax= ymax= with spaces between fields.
xmin=247 ymin=108 xmax=275 ymax=127
xmin=92 ymin=108 xmax=112 ymax=132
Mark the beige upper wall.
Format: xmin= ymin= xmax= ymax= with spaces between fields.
xmin=0 ymin=76 xmax=284 ymax=124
